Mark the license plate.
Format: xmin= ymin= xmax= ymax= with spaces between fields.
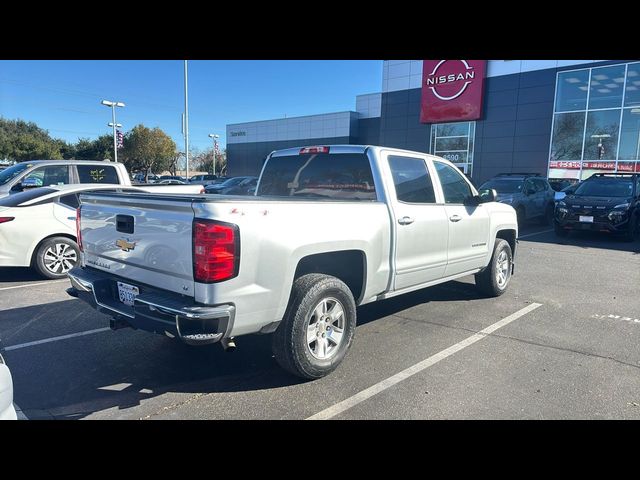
xmin=117 ymin=282 xmax=139 ymax=307
xmin=579 ymin=216 xmax=594 ymax=223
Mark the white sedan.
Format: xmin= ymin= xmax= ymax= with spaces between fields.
xmin=0 ymin=184 xmax=143 ymax=279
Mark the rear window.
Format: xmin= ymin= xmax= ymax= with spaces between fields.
xmin=257 ymin=153 xmax=377 ymax=200
xmin=0 ymin=188 xmax=56 ymax=207
xmin=77 ymin=165 xmax=119 ymax=184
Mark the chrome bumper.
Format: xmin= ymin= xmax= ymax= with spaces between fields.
xmin=67 ymin=267 xmax=235 ymax=346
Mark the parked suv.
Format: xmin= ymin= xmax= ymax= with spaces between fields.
xmin=479 ymin=173 xmax=555 ymax=225
xmin=0 ymin=160 xmax=131 ymax=198
xmin=554 ymin=173 xmax=640 ymax=242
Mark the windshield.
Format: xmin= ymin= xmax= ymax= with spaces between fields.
xmin=0 ymin=187 xmax=56 ymax=207
xmin=573 ymin=178 xmax=634 ymax=197
xmin=220 ymin=177 xmax=245 ymax=187
xmin=0 ymin=162 xmax=30 ymax=186
xmin=480 ymin=179 xmax=523 ymax=194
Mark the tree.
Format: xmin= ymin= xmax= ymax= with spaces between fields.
xmin=74 ymin=134 xmax=114 ymax=161
xmin=120 ymin=125 xmax=177 ymax=180
xmin=0 ymin=117 xmax=63 ymax=161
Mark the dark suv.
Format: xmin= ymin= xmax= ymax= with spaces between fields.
xmin=554 ymin=173 xmax=640 ymax=242
xmin=479 ymin=173 xmax=555 ymax=225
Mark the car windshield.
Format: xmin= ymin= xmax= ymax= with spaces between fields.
xmin=0 ymin=162 xmax=30 ymax=186
xmin=0 ymin=187 xmax=57 ymax=207
xmin=573 ymin=178 xmax=634 ymax=197
xmin=219 ymin=177 xmax=245 ymax=187
xmin=480 ymin=179 xmax=523 ymax=194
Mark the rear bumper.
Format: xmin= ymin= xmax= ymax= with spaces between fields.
xmin=67 ymin=267 xmax=235 ymax=345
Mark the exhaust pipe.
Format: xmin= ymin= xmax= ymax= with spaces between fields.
xmin=221 ymin=337 xmax=236 ymax=352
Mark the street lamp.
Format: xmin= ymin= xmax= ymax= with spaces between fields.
xmin=208 ymin=134 xmax=220 ymax=176
xmin=101 ymin=100 xmax=125 ymax=162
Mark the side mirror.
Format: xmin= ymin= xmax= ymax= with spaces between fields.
xmin=477 ymin=188 xmax=497 ymax=203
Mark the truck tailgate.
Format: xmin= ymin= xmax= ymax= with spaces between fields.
xmin=79 ymin=192 xmax=196 ymax=297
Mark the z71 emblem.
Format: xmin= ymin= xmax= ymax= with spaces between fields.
xmin=116 ymin=239 xmax=137 ymax=252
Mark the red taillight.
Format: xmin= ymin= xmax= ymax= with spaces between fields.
xmin=299 ymin=146 xmax=329 ymax=154
xmin=76 ymin=207 xmax=83 ymax=252
xmin=0 ymin=217 xmax=14 ymax=224
xmin=193 ymin=219 xmax=239 ymax=283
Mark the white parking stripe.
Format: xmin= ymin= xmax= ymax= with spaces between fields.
xmin=307 ymin=302 xmax=543 ymax=420
xmin=0 ymin=280 xmax=67 ymax=291
xmin=5 ymin=328 xmax=110 ymax=351
xmin=518 ymin=229 xmax=553 ymax=239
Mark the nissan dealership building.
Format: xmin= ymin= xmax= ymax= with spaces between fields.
xmin=226 ymin=60 xmax=640 ymax=184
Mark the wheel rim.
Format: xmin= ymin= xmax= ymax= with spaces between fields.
xmin=43 ymin=243 xmax=77 ymax=274
xmin=495 ymin=250 xmax=510 ymax=288
xmin=306 ymin=297 xmax=346 ymax=360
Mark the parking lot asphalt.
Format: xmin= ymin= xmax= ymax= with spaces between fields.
xmin=1 ymin=223 xmax=639 ymax=420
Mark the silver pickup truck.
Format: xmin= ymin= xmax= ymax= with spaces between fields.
xmin=67 ymin=145 xmax=518 ymax=379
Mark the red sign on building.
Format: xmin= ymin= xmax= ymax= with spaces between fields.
xmin=420 ymin=60 xmax=487 ymax=123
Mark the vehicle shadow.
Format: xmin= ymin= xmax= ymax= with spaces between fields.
xmin=0 ymin=267 xmax=46 ymax=284
xmin=522 ymin=229 xmax=640 ymax=254
xmin=2 ymin=281 xmax=483 ymax=419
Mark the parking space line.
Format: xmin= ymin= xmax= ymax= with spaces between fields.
xmin=518 ymin=229 xmax=553 ymax=239
xmin=5 ymin=328 xmax=110 ymax=352
xmin=0 ymin=280 xmax=67 ymax=292
xmin=306 ymin=302 xmax=543 ymax=420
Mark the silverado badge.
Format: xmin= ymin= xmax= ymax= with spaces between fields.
xmin=116 ymin=239 xmax=137 ymax=252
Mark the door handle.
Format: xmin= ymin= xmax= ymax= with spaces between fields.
xmin=449 ymin=214 xmax=462 ymax=222
xmin=398 ymin=216 xmax=414 ymax=225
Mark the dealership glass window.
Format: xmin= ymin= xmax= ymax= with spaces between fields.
xmin=588 ymin=65 xmax=625 ymax=110
xmin=583 ymin=110 xmax=620 ymax=160
xmin=550 ymin=112 xmax=585 ymax=160
xmin=555 ymin=70 xmax=589 ymax=112
xmin=549 ymin=62 xmax=640 ymax=180
xmin=430 ymin=121 xmax=475 ymax=175
xmin=624 ymin=63 xmax=640 ymax=108
xmin=618 ymin=108 xmax=640 ymax=160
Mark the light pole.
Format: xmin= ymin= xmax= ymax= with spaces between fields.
xmin=208 ymin=134 xmax=219 ymax=176
xmin=101 ymin=100 xmax=125 ymax=162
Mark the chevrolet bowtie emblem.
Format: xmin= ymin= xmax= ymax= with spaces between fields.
xmin=116 ymin=239 xmax=136 ymax=252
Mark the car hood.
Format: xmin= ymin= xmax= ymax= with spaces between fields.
xmin=564 ymin=195 xmax=631 ymax=207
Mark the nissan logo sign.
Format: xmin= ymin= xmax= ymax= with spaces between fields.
xmin=426 ymin=60 xmax=475 ymax=101
xmin=420 ymin=60 xmax=486 ymax=123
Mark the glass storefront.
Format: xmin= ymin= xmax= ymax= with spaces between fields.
xmin=430 ymin=121 xmax=475 ymax=176
xmin=549 ymin=62 xmax=640 ymax=180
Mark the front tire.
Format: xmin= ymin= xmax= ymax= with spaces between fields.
xmin=475 ymin=239 xmax=512 ymax=297
xmin=272 ymin=274 xmax=357 ymax=380
xmin=554 ymin=221 xmax=569 ymax=238
xmin=33 ymin=237 xmax=79 ymax=279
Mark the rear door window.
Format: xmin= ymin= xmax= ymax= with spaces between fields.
xmin=388 ymin=155 xmax=436 ymax=203
xmin=258 ymin=152 xmax=377 ymax=200
xmin=76 ymin=165 xmax=119 ymax=184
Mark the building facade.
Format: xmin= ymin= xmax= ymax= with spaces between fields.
xmin=227 ymin=60 xmax=640 ymax=185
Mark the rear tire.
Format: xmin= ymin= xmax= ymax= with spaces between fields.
xmin=475 ymin=239 xmax=512 ymax=297
xmin=33 ymin=236 xmax=80 ymax=279
xmin=272 ymin=274 xmax=356 ymax=380
xmin=540 ymin=203 xmax=554 ymax=225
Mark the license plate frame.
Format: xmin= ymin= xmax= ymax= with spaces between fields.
xmin=579 ymin=215 xmax=594 ymax=223
xmin=117 ymin=281 xmax=139 ymax=307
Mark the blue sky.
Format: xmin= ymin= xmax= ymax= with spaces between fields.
xmin=0 ymin=60 xmax=383 ymax=151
